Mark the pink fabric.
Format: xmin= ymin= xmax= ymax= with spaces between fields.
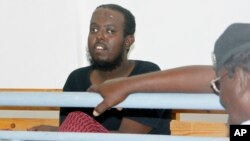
xmin=59 ymin=111 xmax=109 ymax=133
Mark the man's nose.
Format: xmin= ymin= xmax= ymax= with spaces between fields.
xmin=96 ymin=30 xmax=105 ymax=41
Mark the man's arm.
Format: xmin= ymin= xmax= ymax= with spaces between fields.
xmin=88 ymin=65 xmax=215 ymax=116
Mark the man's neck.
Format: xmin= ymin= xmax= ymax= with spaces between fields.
xmin=91 ymin=60 xmax=135 ymax=84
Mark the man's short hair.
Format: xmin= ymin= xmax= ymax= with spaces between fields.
xmin=97 ymin=4 xmax=136 ymax=37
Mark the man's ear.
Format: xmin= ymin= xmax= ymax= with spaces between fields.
xmin=235 ymin=67 xmax=250 ymax=106
xmin=235 ymin=67 xmax=250 ymax=95
xmin=124 ymin=35 xmax=134 ymax=51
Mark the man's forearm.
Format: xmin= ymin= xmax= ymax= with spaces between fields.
xmin=125 ymin=65 xmax=215 ymax=93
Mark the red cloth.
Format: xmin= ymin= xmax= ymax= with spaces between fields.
xmin=59 ymin=111 xmax=109 ymax=133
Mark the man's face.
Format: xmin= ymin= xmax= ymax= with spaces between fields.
xmin=87 ymin=8 xmax=126 ymax=71
xmin=218 ymin=68 xmax=246 ymax=124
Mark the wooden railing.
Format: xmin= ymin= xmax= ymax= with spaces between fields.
xmin=0 ymin=88 xmax=61 ymax=130
xmin=0 ymin=88 xmax=228 ymax=136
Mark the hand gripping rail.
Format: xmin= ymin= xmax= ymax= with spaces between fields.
xmin=0 ymin=92 xmax=228 ymax=141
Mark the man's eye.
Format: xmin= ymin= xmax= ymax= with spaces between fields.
xmin=107 ymin=29 xmax=115 ymax=34
xmin=90 ymin=28 xmax=98 ymax=33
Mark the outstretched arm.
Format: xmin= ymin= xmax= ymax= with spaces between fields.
xmin=88 ymin=65 xmax=215 ymax=116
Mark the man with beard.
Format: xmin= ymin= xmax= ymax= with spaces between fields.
xmin=28 ymin=4 xmax=170 ymax=134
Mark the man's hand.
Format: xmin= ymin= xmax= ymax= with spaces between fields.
xmin=87 ymin=77 xmax=130 ymax=116
xmin=27 ymin=125 xmax=58 ymax=131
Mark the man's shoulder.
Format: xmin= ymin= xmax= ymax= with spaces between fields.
xmin=130 ymin=60 xmax=161 ymax=75
xmin=134 ymin=60 xmax=160 ymax=68
xmin=69 ymin=66 xmax=92 ymax=76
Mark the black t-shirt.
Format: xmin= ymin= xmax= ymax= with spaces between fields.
xmin=61 ymin=60 xmax=171 ymax=134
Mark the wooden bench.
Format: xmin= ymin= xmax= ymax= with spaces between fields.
xmin=170 ymin=120 xmax=228 ymax=137
xmin=171 ymin=109 xmax=228 ymax=137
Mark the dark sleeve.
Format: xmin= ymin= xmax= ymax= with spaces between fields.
xmin=139 ymin=62 xmax=160 ymax=72
xmin=60 ymin=69 xmax=89 ymax=125
xmin=130 ymin=60 xmax=161 ymax=75
xmin=60 ymin=72 xmax=75 ymax=124
xmin=63 ymin=71 xmax=76 ymax=92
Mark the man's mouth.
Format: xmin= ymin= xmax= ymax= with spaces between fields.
xmin=93 ymin=44 xmax=108 ymax=54
xmin=96 ymin=45 xmax=104 ymax=50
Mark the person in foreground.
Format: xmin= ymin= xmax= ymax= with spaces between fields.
xmin=28 ymin=4 xmax=171 ymax=134
xmin=89 ymin=23 xmax=250 ymax=125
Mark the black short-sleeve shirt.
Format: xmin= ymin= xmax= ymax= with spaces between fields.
xmin=61 ymin=60 xmax=171 ymax=134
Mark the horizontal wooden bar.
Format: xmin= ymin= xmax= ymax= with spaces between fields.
xmin=170 ymin=120 xmax=228 ymax=137
xmin=0 ymin=118 xmax=59 ymax=130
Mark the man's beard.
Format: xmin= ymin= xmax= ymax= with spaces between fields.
xmin=87 ymin=47 xmax=125 ymax=72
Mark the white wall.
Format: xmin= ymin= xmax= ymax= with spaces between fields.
xmin=0 ymin=0 xmax=80 ymax=88
xmin=1 ymin=0 xmax=250 ymax=88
